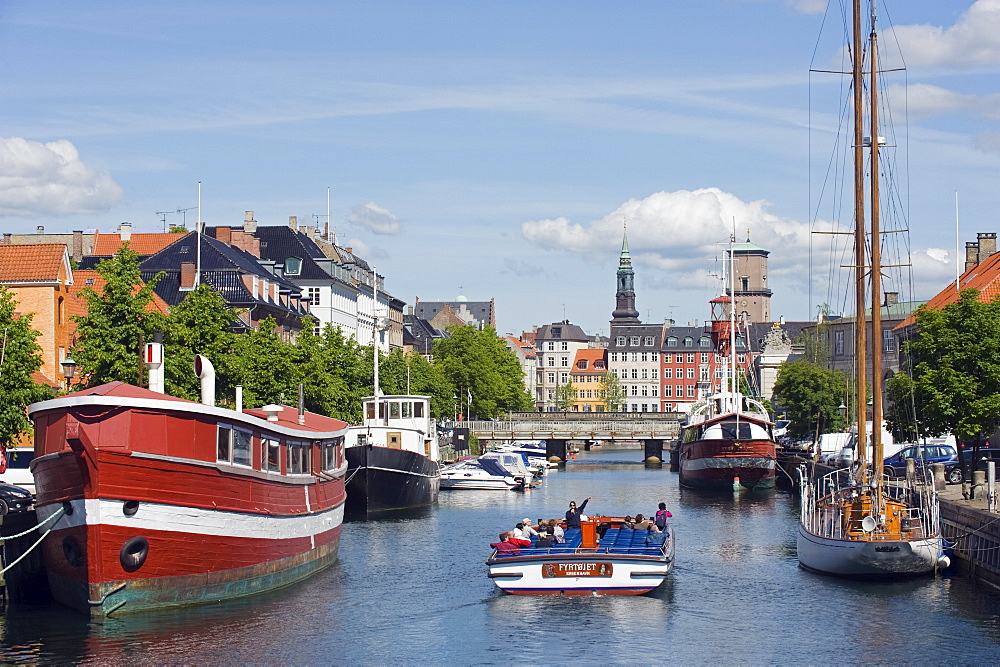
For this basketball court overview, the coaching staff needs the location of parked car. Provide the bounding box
[944,448,1000,484]
[883,444,958,479]
[773,419,790,440]
[0,481,33,516]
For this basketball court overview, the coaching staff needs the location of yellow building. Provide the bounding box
[569,348,608,413]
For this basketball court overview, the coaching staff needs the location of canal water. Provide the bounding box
[3,446,1000,663]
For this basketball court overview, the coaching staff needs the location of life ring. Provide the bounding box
[0,449,6,474]
[120,537,149,572]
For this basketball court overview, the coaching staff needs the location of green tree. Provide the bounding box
[293,320,369,421]
[433,325,532,418]
[162,284,239,401]
[600,371,626,412]
[887,289,1000,441]
[71,245,164,388]
[0,287,49,445]
[556,381,577,412]
[227,316,300,408]
[772,359,848,439]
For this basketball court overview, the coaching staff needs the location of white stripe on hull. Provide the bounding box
[797,524,940,577]
[681,457,775,472]
[441,480,516,490]
[37,498,344,541]
[489,558,672,594]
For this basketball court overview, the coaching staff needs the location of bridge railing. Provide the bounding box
[464,420,679,440]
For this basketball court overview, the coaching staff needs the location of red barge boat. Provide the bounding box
[27,353,348,615]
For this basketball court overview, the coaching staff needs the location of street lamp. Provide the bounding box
[61,356,77,391]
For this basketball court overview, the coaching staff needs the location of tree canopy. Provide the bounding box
[433,325,532,418]
[71,245,164,388]
[772,359,848,439]
[600,371,625,412]
[886,289,1000,441]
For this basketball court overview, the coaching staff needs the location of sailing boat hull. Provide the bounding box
[797,524,941,577]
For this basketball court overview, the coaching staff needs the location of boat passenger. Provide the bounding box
[521,518,539,538]
[622,516,635,529]
[550,520,565,543]
[490,532,521,556]
[509,524,532,547]
[654,503,673,533]
[535,526,556,548]
[634,513,653,530]
[564,497,591,529]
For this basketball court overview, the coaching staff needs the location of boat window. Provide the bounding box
[379,402,386,419]
[263,437,281,472]
[233,429,252,466]
[402,402,412,418]
[389,402,401,419]
[321,438,339,471]
[388,432,402,449]
[366,402,376,419]
[719,421,754,440]
[286,440,311,474]
[414,402,424,418]
[217,426,232,462]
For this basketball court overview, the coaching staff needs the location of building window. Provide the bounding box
[687,368,695,379]
[667,336,677,347]
[675,353,684,363]
[616,336,626,346]
[594,360,606,369]
[834,330,844,355]
[641,386,648,397]
[738,353,746,364]
[610,352,618,363]
[561,357,568,366]
[641,352,649,362]
[631,386,638,396]
[699,337,711,348]
[645,336,654,346]
[684,337,694,347]
[883,329,896,353]
[548,357,555,366]
[548,342,555,351]
[652,386,658,397]
[687,353,695,363]
[560,372,569,383]
[664,385,672,397]
[307,287,320,305]
[284,257,302,275]
[664,368,672,379]
[687,386,696,397]
[577,360,588,369]
[701,353,709,363]
[631,368,639,379]
[651,352,658,362]
[641,368,648,379]
[676,385,684,396]
[630,336,640,346]
[547,372,555,384]
[700,367,709,381]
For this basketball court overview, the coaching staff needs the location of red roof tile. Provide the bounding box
[69,270,170,316]
[92,233,183,256]
[897,252,1000,329]
[0,244,68,282]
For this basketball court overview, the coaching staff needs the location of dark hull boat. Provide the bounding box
[345,442,440,517]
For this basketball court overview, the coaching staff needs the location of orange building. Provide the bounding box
[570,348,608,412]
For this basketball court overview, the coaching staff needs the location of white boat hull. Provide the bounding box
[440,477,518,490]
[797,524,941,577]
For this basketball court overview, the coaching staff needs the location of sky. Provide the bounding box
[2,1,999,337]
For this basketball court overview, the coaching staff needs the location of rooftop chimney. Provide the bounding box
[118,221,132,241]
[966,241,980,272]
[288,216,298,232]
[180,262,196,289]
[2,233,11,245]
[36,226,44,234]
[216,226,232,245]
[244,211,257,234]
[72,230,83,261]
[978,232,997,261]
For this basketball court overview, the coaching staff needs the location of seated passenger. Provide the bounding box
[509,524,532,547]
[490,532,521,555]
[535,526,556,548]
[634,513,652,530]
[550,520,566,543]
[622,515,635,529]
[521,518,539,538]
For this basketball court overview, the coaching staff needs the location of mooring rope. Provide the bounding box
[0,505,67,576]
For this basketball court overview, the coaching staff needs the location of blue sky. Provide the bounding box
[2,1,998,336]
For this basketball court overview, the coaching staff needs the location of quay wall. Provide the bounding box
[940,500,1000,590]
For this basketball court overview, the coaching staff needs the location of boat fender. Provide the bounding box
[62,536,83,567]
[937,554,951,569]
[120,537,149,572]
[122,500,140,516]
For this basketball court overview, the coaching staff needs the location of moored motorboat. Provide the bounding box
[440,457,525,490]
[486,515,674,595]
[27,351,347,615]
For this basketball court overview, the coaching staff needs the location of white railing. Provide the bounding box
[465,420,680,440]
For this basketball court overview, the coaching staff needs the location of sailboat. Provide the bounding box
[678,236,777,492]
[797,0,946,577]
[343,270,441,517]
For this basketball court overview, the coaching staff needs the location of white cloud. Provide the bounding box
[787,0,826,15]
[886,83,1000,120]
[890,0,1000,68]
[342,237,388,261]
[0,137,123,217]
[347,201,402,236]
[974,130,1000,153]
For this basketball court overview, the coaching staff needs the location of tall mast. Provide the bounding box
[868,1,886,508]
[852,0,868,476]
[372,266,380,400]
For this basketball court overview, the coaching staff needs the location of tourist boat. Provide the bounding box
[796,0,945,577]
[343,275,440,517]
[343,393,441,517]
[486,515,674,595]
[27,349,348,615]
[678,250,776,491]
[439,457,527,490]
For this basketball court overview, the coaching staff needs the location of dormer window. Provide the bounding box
[284,257,302,276]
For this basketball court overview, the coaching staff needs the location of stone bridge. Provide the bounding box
[463,412,682,461]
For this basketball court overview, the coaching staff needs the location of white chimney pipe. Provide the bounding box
[194,355,215,407]
[235,385,243,412]
[144,342,165,394]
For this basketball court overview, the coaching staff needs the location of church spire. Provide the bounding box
[611,217,640,324]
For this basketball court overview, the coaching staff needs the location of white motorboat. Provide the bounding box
[440,458,525,490]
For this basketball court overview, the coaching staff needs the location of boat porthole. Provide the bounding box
[62,536,83,567]
[120,537,149,572]
[122,500,140,516]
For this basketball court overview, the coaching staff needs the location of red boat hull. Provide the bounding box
[29,382,348,615]
[678,438,776,491]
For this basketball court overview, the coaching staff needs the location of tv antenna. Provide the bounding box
[176,207,196,230]
[156,210,175,232]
